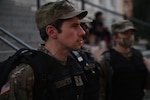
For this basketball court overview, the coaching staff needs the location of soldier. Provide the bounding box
[0,0,88,100]
[99,19,150,100]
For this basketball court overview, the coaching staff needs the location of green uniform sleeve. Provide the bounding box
[8,64,34,100]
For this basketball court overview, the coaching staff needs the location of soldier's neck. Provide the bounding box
[113,45,131,55]
[44,44,69,63]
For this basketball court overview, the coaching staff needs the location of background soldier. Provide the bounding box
[99,20,150,100]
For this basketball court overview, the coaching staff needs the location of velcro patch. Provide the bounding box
[55,78,72,88]
[74,76,84,86]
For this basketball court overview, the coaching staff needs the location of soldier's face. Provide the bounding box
[115,30,135,48]
[57,17,86,50]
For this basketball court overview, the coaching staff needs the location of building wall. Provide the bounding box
[77,0,133,30]
[71,0,129,30]
[0,0,38,60]
[0,0,42,49]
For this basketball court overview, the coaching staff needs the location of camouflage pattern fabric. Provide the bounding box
[35,0,87,30]
[111,20,136,34]
[0,44,50,100]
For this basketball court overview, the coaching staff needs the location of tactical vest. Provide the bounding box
[108,48,148,100]
[72,49,101,100]
[16,50,87,100]
[30,50,86,100]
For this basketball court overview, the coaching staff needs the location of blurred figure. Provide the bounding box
[81,17,96,51]
[99,19,150,100]
[90,11,111,47]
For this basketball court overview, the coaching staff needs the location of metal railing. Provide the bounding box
[0,27,34,51]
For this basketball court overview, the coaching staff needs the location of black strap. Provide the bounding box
[21,50,58,100]
[0,48,57,100]
[0,48,35,90]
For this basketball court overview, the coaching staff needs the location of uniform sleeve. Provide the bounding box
[97,54,113,100]
[8,64,34,100]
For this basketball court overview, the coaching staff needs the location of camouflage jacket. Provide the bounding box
[0,45,50,100]
[0,45,87,100]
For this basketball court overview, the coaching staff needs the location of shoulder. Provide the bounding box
[9,63,34,80]
[97,49,111,63]
[132,48,142,54]
[2,64,35,99]
[131,48,143,58]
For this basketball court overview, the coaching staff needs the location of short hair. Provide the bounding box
[39,19,66,41]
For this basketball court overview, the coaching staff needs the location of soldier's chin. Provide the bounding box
[121,45,132,49]
[72,46,82,51]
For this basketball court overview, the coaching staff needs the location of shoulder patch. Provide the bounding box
[0,82,10,95]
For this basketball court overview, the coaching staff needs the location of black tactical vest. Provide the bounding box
[109,48,148,100]
[72,49,101,100]
[21,50,87,100]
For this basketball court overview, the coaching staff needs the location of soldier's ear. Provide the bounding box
[46,25,57,39]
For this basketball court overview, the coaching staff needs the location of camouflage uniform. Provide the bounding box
[0,45,48,100]
[0,44,88,100]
